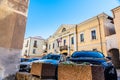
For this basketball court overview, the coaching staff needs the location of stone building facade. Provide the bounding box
[22,36,46,58]
[111,6,120,68]
[47,6,120,68]
[77,13,115,56]
[47,24,77,56]
[112,6,120,51]
[47,13,115,56]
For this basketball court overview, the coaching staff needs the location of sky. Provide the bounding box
[25,0,120,39]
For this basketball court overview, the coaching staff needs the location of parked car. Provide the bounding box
[19,58,41,72]
[20,58,29,62]
[69,51,117,80]
[33,53,66,65]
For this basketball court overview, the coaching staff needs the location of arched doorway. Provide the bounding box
[108,48,120,68]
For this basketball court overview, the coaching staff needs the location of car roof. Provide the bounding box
[72,50,105,57]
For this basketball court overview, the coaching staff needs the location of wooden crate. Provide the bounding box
[58,65,104,80]
[16,72,32,80]
[16,72,56,80]
[30,63,57,79]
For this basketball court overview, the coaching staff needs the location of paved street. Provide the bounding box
[117,69,120,80]
[118,77,120,80]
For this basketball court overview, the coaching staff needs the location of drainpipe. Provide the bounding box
[28,37,31,57]
[75,25,78,51]
[68,35,70,56]
[97,16,103,53]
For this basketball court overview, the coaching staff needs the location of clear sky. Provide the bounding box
[25,0,120,39]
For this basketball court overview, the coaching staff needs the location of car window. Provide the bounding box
[42,54,60,60]
[41,55,48,59]
[27,58,39,62]
[71,51,104,58]
[20,58,29,62]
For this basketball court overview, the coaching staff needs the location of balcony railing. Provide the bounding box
[60,45,68,51]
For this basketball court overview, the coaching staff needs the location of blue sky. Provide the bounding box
[25,0,119,39]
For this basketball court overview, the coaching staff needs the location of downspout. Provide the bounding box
[97,16,103,53]
[68,35,70,56]
[28,37,31,57]
[75,25,78,51]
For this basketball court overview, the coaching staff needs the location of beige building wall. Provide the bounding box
[77,13,114,56]
[112,6,120,51]
[47,24,77,55]
[47,13,115,56]
[106,34,118,51]
[22,36,46,58]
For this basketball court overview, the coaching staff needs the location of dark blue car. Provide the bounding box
[33,53,66,65]
[69,51,117,80]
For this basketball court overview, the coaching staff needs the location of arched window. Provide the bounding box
[62,28,66,32]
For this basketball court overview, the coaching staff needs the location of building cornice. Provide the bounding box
[111,6,120,12]
[77,13,110,26]
[111,6,120,18]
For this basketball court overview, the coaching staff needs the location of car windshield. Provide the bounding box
[27,58,39,62]
[71,51,104,58]
[20,58,29,62]
[42,54,60,60]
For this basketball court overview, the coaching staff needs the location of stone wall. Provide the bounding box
[0,0,29,49]
[0,47,21,79]
[0,0,29,79]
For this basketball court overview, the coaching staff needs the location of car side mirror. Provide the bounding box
[106,56,112,60]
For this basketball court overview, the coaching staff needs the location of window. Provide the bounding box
[64,39,66,46]
[53,43,54,49]
[71,37,74,44]
[25,50,27,53]
[33,40,37,47]
[80,33,84,42]
[62,28,66,32]
[49,44,51,49]
[91,29,96,40]
[58,42,59,47]
[93,48,97,51]
[33,49,36,54]
[25,40,29,47]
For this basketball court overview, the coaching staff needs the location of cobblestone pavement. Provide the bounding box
[118,77,120,80]
[117,69,120,80]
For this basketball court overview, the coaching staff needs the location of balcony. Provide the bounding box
[60,45,68,51]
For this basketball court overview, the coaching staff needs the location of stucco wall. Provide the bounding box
[112,6,120,51]
[77,13,108,56]
[0,0,29,79]
[0,0,28,49]
[106,34,118,51]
